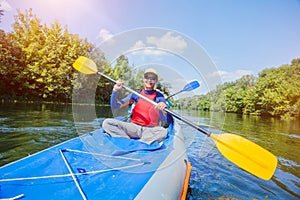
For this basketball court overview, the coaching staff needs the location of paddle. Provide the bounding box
[119,81,199,108]
[166,80,200,100]
[72,56,278,180]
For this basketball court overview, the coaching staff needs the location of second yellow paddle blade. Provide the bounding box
[210,133,277,180]
[73,56,98,74]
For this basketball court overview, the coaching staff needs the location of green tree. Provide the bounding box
[197,95,211,111]
[174,58,300,118]
[255,64,296,117]
[8,9,94,101]
[0,30,22,99]
[225,75,256,114]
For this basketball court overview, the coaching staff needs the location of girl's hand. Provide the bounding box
[113,80,124,92]
[156,102,167,114]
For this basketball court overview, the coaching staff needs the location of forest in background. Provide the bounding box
[0,9,169,104]
[1,10,299,118]
[176,59,300,119]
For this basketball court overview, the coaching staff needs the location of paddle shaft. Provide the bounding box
[166,80,200,100]
[97,71,211,137]
[166,90,183,100]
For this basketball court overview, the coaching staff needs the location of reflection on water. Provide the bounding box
[183,110,300,200]
[0,103,299,199]
[0,102,111,165]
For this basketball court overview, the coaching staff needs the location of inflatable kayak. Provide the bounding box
[0,122,191,200]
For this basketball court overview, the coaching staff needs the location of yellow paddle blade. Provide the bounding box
[210,133,277,180]
[73,56,98,74]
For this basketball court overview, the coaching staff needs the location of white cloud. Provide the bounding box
[96,29,114,42]
[95,30,188,56]
[129,40,163,55]
[146,32,187,53]
[129,31,188,56]
[209,69,253,83]
[132,40,146,48]
[0,0,12,11]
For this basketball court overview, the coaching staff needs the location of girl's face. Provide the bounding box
[143,73,157,90]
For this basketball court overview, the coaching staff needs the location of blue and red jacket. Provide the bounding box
[110,89,173,126]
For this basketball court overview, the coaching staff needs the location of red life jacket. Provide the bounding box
[130,89,160,126]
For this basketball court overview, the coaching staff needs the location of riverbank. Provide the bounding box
[0,99,110,107]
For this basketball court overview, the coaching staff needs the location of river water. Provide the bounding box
[0,102,299,199]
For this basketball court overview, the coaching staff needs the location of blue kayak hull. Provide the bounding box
[0,123,189,200]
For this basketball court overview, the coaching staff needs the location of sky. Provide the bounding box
[1,0,300,95]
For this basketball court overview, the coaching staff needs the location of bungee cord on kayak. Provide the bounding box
[0,149,147,183]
